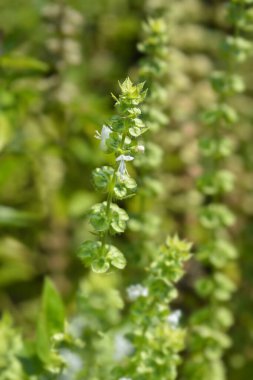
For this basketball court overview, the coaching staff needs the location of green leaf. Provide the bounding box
[197,170,234,195]
[89,202,129,234]
[129,126,142,137]
[199,137,233,158]
[92,166,114,192]
[91,259,110,273]
[195,277,214,298]
[0,55,48,72]
[211,71,245,95]
[197,240,238,268]
[202,104,238,126]
[77,240,101,267]
[222,36,253,63]
[0,206,39,227]
[110,203,129,233]
[106,131,123,153]
[89,203,110,232]
[213,273,236,301]
[199,204,235,229]
[36,278,65,364]
[77,240,126,272]
[114,175,137,199]
[107,245,126,269]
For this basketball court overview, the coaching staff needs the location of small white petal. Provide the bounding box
[123,155,134,161]
[96,125,111,150]
[101,125,111,138]
[116,154,134,162]
[127,284,149,301]
[116,155,134,178]
[137,145,145,153]
[118,160,126,177]
[114,334,134,361]
[168,310,182,329]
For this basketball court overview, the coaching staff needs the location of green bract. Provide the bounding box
[202,104,238,126]
[199,137,234,158]
[195,273,236,301]
[197,240,238,268]
[222,36,253,62]
[199,204,235,229]
[114,175,137,199]
[211,72,245,96]
[89,202,129,234]
[197,170,235,195]
[77,240,126,273]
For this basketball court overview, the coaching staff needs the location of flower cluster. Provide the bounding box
[183,1,253,379]
[77,78,147,273]
[113,236,192,380]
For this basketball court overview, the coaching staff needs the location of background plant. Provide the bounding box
[113,236,192,380]
[182,1,253,379]
[126,13,170,269]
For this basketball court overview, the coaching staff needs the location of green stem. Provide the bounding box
[101,129,128,252]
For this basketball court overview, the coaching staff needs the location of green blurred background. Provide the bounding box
[0,0,253,379]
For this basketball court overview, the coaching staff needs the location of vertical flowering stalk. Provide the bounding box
[42,3,83,104]
[138,16,170,133]
[77,78,147,273]
[113,236,192,380]
[183,1,253,379]
[128,15,170,258]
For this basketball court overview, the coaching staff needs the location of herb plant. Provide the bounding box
[1,2,253,380]
[183,1,253,379]
[114,236,192,380]
[77,78,147,273]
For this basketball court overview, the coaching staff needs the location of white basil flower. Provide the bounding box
[119,378,132,380]
[127,284,148,301]
[137,144,145,153]
[95,125,112,150]
[116,155,134,178]
[59,349,83,380]
[114,333,134,361]
[167,310,182,329]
